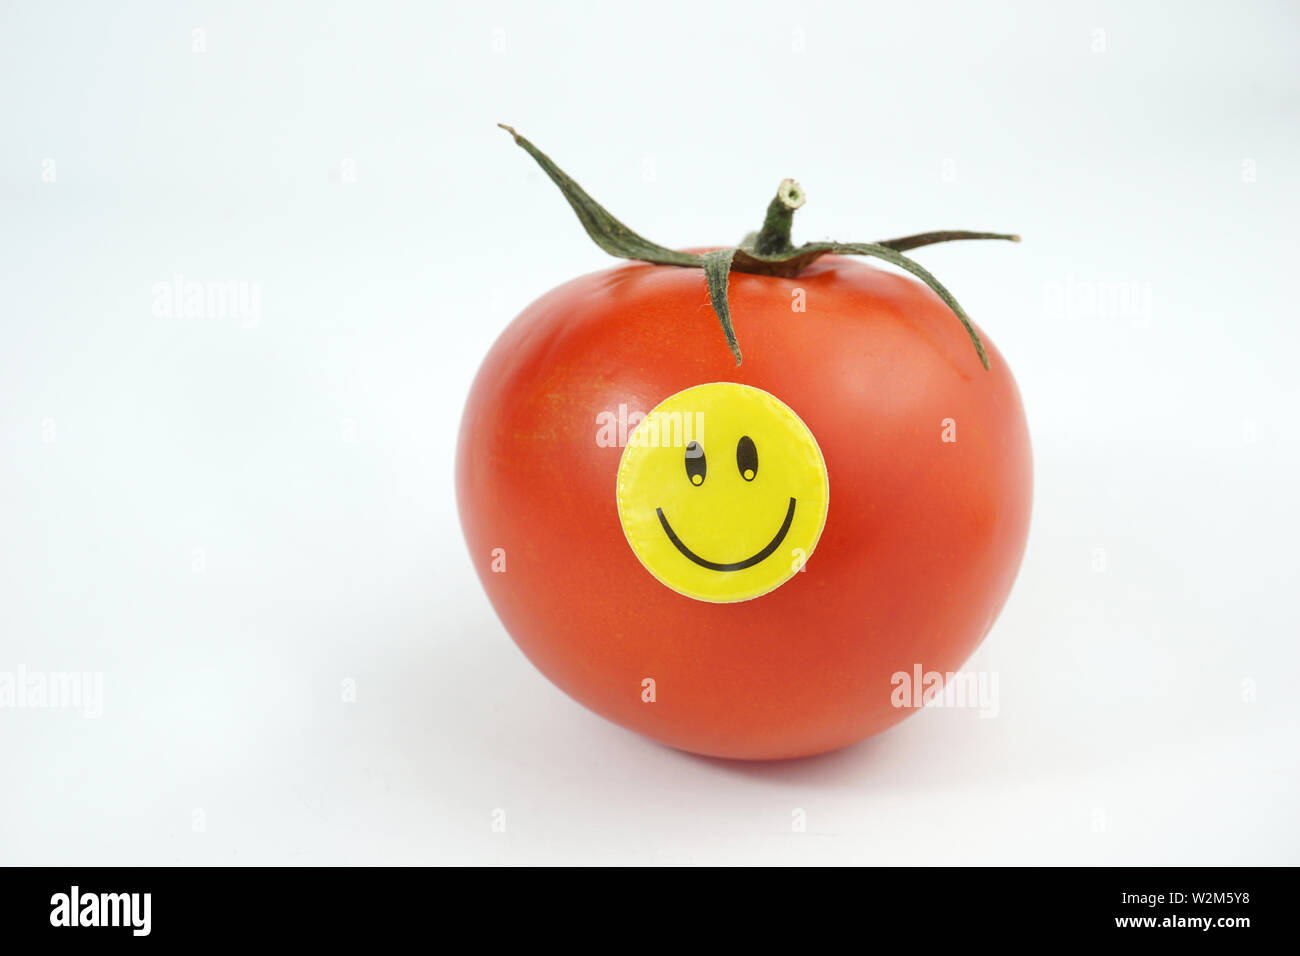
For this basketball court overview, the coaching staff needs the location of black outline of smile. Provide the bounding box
[655,497,797,572]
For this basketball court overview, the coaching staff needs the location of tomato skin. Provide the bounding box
[456,255,1032,760]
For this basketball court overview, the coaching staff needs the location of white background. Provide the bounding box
[2,0,1296,865]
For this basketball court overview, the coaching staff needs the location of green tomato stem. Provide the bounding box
[751,179,805,256]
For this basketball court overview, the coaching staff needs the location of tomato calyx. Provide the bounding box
[498,124,1019,369]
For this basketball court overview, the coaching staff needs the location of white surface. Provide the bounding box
[1,0,1297,865]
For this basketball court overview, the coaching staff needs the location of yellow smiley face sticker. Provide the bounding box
[616,383,830,603]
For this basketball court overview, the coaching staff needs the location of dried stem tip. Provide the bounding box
[777,178,805,209]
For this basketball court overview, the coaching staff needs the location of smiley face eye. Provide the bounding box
[685,441,706,486]
[737,435,758,481]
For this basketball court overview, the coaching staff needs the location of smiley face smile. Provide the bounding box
[616,383,829,603]
[655,497,797,572]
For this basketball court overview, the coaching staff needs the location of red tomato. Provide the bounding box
[456,254,1031,760]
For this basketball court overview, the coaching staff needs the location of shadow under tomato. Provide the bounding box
[667,731,902,786]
